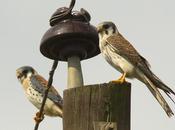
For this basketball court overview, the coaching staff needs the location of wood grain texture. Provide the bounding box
[63,82,131,130]
[93,121,117,130]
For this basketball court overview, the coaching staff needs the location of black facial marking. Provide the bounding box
[17,66,35,79]
[23,70,28,75]
[103,24,110,29]
[21,66,34,75]
[110,22,116,33]
[112,26,116,33]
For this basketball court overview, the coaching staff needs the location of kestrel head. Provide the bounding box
[97,21,118,39]
[16,66,37,83]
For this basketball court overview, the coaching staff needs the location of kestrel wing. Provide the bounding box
[30,75,63,108]
[139,55,151,69]
[106,33,150,69]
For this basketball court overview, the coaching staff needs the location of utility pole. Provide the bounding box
[63,82,131,130]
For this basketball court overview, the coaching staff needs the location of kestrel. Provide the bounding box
[16,66,63,122]
[97,21,175,117]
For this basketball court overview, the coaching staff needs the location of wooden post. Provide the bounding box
[63,82,131,130]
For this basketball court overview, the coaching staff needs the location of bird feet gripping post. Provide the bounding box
[111,73,126,84]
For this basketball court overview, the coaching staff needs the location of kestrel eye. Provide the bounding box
[17,75,22,79]
[103,24,110,29]
[23,70,28,74]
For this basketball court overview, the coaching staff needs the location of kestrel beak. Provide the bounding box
[16,69,22,79]
[96,25,103,33]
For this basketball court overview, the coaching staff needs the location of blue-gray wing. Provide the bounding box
[30,75,63,109]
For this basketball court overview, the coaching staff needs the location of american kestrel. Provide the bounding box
[16,66,63,122]
[97,21,175,117]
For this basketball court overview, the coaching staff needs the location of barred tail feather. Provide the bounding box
[151,73,175,96]
[165,92,175,105]
[143,75,174,117]
[150,73,175,105]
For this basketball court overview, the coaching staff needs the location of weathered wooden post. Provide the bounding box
[39,1,131,130]
[64,82,131,130]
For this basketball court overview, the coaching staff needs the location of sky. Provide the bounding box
[1,0,175,130]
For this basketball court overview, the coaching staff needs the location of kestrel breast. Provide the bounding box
[26,86,43,109]
[102,43,135,78]
[25,82,62,116]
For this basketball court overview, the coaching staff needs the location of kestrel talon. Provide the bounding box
[16,66,63,121]
[97,21,175,117]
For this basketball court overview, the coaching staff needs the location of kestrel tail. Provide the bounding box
[97,21,175,117]
[16,66,63,122]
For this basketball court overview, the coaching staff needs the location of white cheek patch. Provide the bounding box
[27,72,33,78]
[108,27,115,35]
